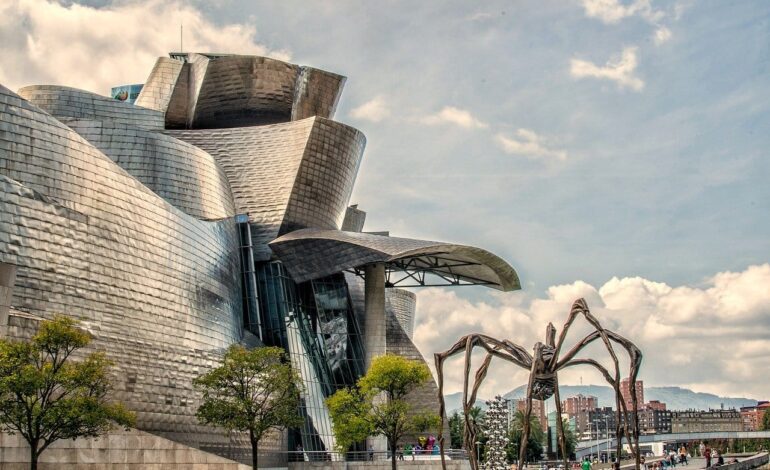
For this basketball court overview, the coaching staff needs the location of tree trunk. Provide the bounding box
[29,443,37,470]
[250,429,259,470]
[390,438,397,470]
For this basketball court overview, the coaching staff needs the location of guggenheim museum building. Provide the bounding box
[0,53,520,465]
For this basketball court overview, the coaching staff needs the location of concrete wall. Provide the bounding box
[0,428,252,470]
[289,460,471,470]
[720,452,769,470]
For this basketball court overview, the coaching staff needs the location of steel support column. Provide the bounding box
[364,262,386,369]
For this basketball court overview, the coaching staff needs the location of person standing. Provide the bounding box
[699,443,705,458]
[704,447,712,468]
[582,457,592,470]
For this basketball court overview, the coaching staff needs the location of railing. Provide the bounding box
[281,449,469,462]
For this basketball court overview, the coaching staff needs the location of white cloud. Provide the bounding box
[580,0,664,24]
[495,129,567,161]
[414,264,770,400]
[350,96,390,122]
[570,46,645,91]
[0,0,290,95]
[420,106,488,129]
[654,26,672,45]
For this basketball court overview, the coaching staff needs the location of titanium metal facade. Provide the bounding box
[0,52,520,465]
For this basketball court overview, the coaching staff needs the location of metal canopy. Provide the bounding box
[346,254,498,288]
[268,228,521,291]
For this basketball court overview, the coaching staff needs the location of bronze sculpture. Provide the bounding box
[434,298,643,470]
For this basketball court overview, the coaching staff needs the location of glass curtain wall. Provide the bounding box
[254,261,365,457]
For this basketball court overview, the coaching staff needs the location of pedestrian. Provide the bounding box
[699,443,705,458]
[582,457,592,470]
[704,447,712,468]
[397,445,404,460]
[368,444,374,461]
[716,451,724,467]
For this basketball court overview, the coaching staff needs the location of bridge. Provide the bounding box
[576,431,770,459]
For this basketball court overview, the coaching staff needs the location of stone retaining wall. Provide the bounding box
[0,428,251,470]
[719,452,769,470]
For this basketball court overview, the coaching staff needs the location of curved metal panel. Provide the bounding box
[0,84,254,458]
[269,228,521,291]
[18,85,164,130]
[193,56,299,128]
[64,118,236,220]
[168,117,365,260]
[138,54,345,128]
[134,57,184,114]
[386,288,416,339]
[292,66,345,121]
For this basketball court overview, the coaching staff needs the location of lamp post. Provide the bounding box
[605,415,610,463]
[476,441,482,466]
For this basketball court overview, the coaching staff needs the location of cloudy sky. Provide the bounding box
[2,0,769,401]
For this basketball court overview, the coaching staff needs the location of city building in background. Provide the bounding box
[646,400,667,411]
[587,407,617,440]
[563,394,598,439]
[638,408,672,435]
[621,377,645,411]
[0,52,520,465]
[515,398,548,433]
[110,83,143,104]
[671,410,743,433]
[740,402,770,431]
[547,411,576,458]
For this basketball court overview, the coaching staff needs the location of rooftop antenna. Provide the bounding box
[180,23,183,52]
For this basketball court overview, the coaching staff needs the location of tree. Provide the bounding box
[761,410,770,431]
[194,345,303,470]
[0,316,135,470]
[449,411,464,449]
[507,410,544,463]
[327,354,440,470]
[559,419,577,460]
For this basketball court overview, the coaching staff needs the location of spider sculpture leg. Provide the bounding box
[553,373,569,469]
[554,300,644,470]
[435,334,533,470]
[519,357,538,470]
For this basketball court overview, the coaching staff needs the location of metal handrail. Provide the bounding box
[276,448,469,462]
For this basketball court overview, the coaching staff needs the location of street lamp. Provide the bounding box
[605,416,610,463]
[476,441,482,465]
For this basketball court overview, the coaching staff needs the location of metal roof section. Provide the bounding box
[269,228,521,291]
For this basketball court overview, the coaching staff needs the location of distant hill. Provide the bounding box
[444,385,757,413]
[503,385,757,411]
[443,392,488,414]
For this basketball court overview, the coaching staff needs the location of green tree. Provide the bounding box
[449,411,464,449]
[0,316,135,470]
[559,419,577,460]
[194,345,303,470]
[761,410,770,431]
[506,410,545,463]
[327,354,440,470]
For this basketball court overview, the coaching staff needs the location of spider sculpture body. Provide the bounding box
[434,298,643,470]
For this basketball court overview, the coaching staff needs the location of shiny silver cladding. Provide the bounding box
[0,84,254,456]
[168,117,365,260]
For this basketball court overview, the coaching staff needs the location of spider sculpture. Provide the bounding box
[434,298,643,470]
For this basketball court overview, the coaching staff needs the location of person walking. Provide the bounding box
[704,447,712,468]
[581,457,592,470]
[699,443,705,458]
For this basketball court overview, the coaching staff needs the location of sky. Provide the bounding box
[1,0,769,401]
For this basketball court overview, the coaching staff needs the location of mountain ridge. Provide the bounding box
[443,385,757,414]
